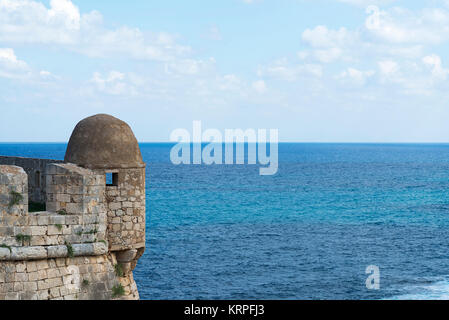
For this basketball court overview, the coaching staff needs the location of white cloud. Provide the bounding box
[300,6,449,66]
[77,27,191,61]
[300,26,357,63]
[0,47,60,82]
[422,54,449,80]
[90,71,141,95]
[0,0,191,61]
[337,67,375,86]
[39,70,59,81]
[252,80,267,93]
[378,60,399,76]
[313,47,344,63]
[164,58,216,76]
[296,4,449,95]
[0,47,30,79]
[366,7,449,44]
[300,22,426,65]
[0,0,81,44]
[48,0,80,30]
[218,74,243,91]
[0,48,28,69]
[258,58,322,81]
[302,26,353,48]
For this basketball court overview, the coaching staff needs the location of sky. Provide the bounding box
[1,0,449,142]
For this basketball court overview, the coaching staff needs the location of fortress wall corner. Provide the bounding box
[101,167,146,252]
[0,163,141,300]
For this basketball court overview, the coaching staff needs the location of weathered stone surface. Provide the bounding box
[0,165,28,217]
[0,248,10,259]
[102,167,146,251]
[47,246,68,258]
[64,114,145,169]
[0,158,63,203]
[0,253,137,300]
[0,114,146,300]
[92,242,108,255]
[116,249,137,262]
[10,247,47,260]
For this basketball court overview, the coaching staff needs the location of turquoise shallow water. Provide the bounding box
[2,143,449,299]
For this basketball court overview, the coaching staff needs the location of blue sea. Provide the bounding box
[2,143,449,300]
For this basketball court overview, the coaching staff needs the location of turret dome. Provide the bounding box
[64,114,144,169]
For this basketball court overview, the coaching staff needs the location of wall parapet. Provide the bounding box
[0,156,63,204]
[1,164,108,259]
[0,163,141,300]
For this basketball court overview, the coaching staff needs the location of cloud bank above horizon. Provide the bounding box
[1,0,449,142]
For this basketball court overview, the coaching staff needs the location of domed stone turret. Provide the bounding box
[64,114,144,169]
[65,113,146,254]
[0,114,146,300]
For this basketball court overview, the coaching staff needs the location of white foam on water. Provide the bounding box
[387,279,449,300]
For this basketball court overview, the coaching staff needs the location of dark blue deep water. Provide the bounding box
[2,143,449,300]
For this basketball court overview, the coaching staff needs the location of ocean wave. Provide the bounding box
[387,278,449,300]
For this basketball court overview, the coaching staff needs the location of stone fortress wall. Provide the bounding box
[0,114,146,300]
[102,167,146,252]
[0,156,63,204]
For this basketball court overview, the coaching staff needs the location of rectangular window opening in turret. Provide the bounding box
[106,172,118,187]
